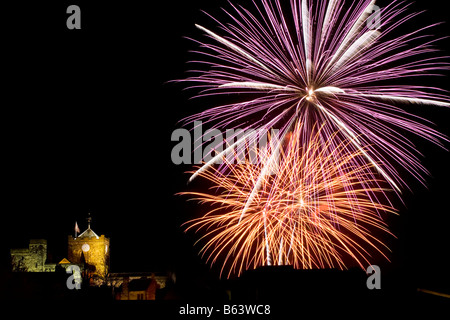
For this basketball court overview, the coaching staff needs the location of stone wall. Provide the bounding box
[10,239,53,272]
[67,235,110,280]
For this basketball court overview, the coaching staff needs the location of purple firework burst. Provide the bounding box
[181,0,449,195]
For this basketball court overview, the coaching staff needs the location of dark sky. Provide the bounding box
[1,0,449,290]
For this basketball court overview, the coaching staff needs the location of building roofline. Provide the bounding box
[77,227,100,239]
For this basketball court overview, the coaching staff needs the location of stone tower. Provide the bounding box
[67,214,110,282]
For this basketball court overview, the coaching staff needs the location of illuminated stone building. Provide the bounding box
[67,214,110,283]
[108,272,168,300]
[10,239,56,272]
[9,214,167,297]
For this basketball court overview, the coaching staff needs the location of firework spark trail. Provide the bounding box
[181,122,396,278]
[181,0,450,193]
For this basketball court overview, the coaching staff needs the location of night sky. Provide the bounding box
[2,0,449,295]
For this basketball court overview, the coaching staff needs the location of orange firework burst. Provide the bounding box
[182,121,397,278]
